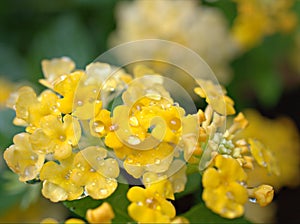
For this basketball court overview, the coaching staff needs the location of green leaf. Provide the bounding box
[183,203,252,224]
[64,183,134,223]
[175,172,201,200]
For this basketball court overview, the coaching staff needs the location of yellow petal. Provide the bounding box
[202,168,221,189]
[86,202,115,224]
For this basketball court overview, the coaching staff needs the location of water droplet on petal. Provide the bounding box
[127,135,141,145]
[169,117,181,130]
[100,188,108,195]
[249,198,257,203]
[129,116,139,127]
[109,124,118,131]
[77,100,83,106]
[93,122,105,133]
[154,158,161,165]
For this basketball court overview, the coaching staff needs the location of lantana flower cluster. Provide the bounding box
[4,57,276,222]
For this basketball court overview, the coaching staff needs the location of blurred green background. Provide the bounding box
[0,0,299,223]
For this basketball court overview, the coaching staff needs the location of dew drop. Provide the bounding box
[146,198,153,204]
[109,124,118,131]
[154,158,161,165]
[127,158,133,164]
[90,168,96,172]
[59,135,66,141]
[169,117,181,130]
[100,188,108,195]
[77,100,83,106]
[127,135,141,145]
[93,122,105,133]
[129,116,139,127]
[137,201,143,206]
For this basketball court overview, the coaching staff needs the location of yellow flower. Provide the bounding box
[110,0,238,83]
[89,105,112,138]
[4,133,45,182]
[248,184,274,207]
[86,202,115,224]
[30,114,81,160]
[39,57,75,89]
[248,138,279,176]
[194,79,235,116]
[237,109,300,189]
[127,180,176,223]
[231,0,297,50]
[40,218,59,224]
[202,155,248,219]
[71,146,119,199]
[12,86,60,133]
[53,71,85,114]
[41,218,85,224]
[65,219,85,224]
[105,95,185,178]
[143,160,187,194]
[0,77,16,107]
[40,154,83,202]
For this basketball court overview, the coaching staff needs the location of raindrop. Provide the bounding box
[127,135,141,145]
[169,117,181,130]
[93,122,105,133]
[129,116,139,127]
[137,201,143,206]
[154,158,161,165]
[77,100,83,106]
[100,188,108,195]
[109,124,118,131]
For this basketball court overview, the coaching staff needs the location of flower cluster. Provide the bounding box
[109,0,238,84]
[4,57,276,222]
[231,0,298,50]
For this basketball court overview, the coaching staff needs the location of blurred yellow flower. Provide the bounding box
[30,114,81,160]
[0,77,16,107]
[110,0,238,83]
[202,155,248,219]
[127,179,176,223]
[232,0,297,50]
[194,79,235,115]
[237,109,300,189]
[4,132,45,182]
